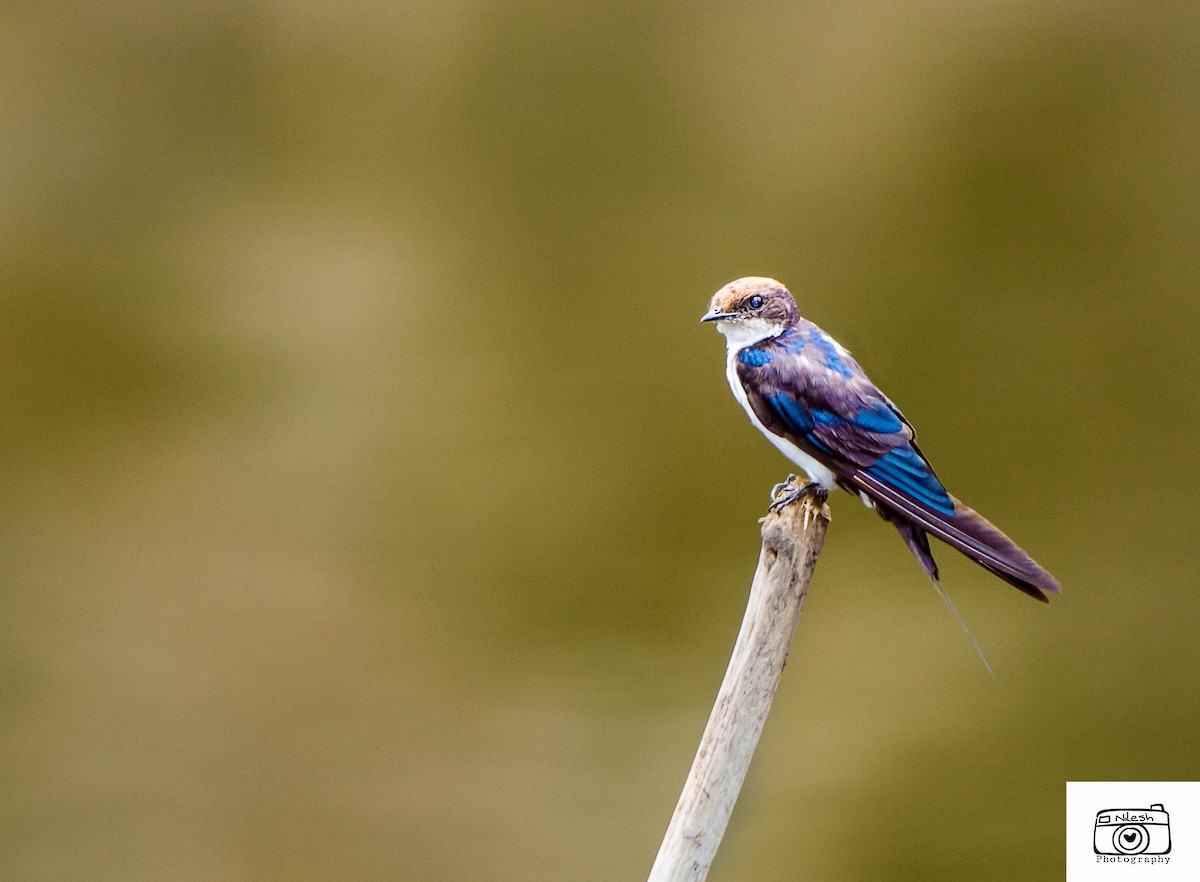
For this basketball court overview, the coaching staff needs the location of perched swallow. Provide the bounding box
[703,277,1060,667]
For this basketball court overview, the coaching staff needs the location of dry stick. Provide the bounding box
[647,493,830,882]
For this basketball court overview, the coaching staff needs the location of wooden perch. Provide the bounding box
[647,490,830,882]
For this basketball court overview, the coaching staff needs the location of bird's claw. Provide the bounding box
[768,478,828,513]
[769,474,799,501]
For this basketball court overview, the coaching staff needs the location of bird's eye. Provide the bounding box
[748,295,763,309]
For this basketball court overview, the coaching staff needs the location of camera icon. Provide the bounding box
[1094,804,1171,855]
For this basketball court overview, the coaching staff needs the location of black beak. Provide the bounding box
[700,309,737,323]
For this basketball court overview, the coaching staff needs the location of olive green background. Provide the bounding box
[3,3,1198,880]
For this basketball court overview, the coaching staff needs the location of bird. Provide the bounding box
[702,277,1060,670]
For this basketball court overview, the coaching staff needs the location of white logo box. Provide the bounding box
[1067,781,1200,881]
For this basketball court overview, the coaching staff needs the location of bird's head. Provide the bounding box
[701,277,798,347]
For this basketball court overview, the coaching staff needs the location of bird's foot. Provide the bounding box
[769,475,798,501]
[768,477,827,513]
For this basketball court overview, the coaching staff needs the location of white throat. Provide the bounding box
[715,317,784,350]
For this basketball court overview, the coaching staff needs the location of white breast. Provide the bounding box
[719,320,838,491]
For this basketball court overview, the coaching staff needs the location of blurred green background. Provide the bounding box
[2,2,1198,880]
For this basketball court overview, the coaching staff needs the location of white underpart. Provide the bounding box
[717,318,838,491]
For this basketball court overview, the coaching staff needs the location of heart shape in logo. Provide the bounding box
[1123,832,1137,843]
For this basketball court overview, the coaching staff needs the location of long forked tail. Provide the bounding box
[869,490,1062,602]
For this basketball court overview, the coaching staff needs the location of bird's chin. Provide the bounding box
[716,317,784,348]
[714,319,747,342]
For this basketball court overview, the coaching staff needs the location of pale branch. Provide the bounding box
[647,491,830,882]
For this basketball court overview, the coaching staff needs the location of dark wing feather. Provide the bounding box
[848,470,1061,601]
